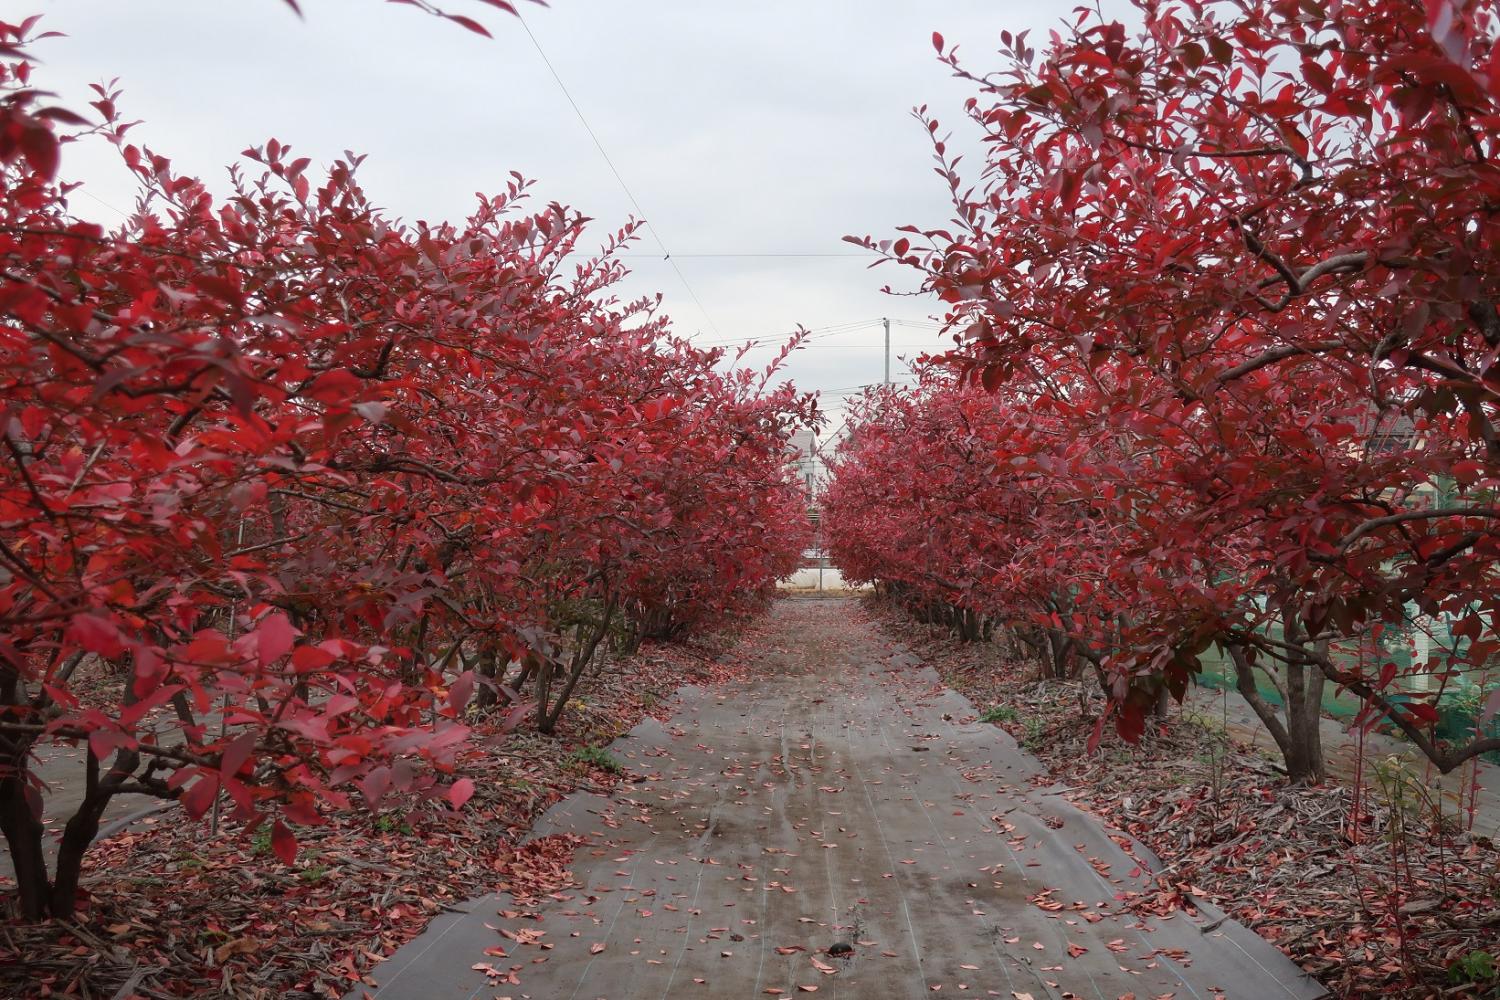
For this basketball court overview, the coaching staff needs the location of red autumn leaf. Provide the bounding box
[290,644,338,672]
[270,819,298,865]
[219,731,257,778]
[447,777,476,809]
[180,775,219,820]
[445,13,492,37]
[255,612,298,667]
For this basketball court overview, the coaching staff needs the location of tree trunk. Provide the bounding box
[646,607,677,640]
[1,653,49,917]
[405,613,430,687]
[1283,660,1326,784]
[618,601,645,656]
[49,749,119,919]
[509,656,535,698]
[1228,645,1324,784]
[1013,627,1048,674]
[539,596,617,734]
[534,655,553,731]
[1041,629,1074,680]
[473,646,493,709]
[0,765,48,920]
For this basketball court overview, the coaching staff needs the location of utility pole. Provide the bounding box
[816,511,824,592]
[882,317,891,385]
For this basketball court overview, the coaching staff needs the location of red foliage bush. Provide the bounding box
[831,0,1500,784]
[0,15,813,918]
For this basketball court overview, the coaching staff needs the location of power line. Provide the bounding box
[808,319,885,334]
[517,14,723,338]
[620,252,873,259]
[817,377,918,397]
[698,334,936,353]
[78,189,130,219]
[692,318,884,349]
[809,341,938,349]
[688,317,946,370]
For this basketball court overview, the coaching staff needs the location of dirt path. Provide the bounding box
[351,599,1324,1000]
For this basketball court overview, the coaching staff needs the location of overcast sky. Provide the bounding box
[31,0,1137,428]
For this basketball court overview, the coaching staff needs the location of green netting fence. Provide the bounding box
[1193,625,1499,765]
